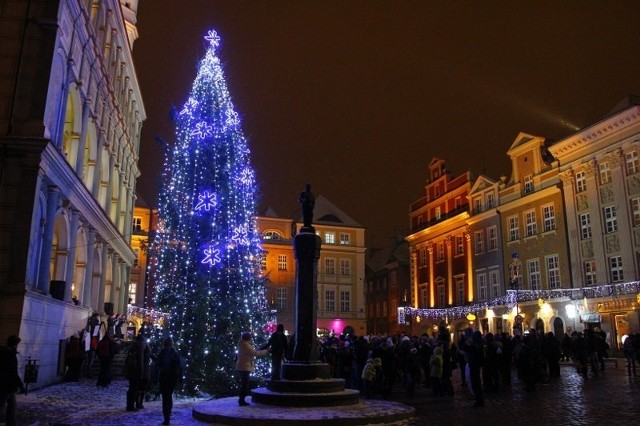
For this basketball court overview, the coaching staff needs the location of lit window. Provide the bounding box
[487,226,498,251]
[609,256,623,282]
[584,260,597,286]
[508,216,519,242]
[580,213,592,239]
[436,242,444,261]
[525,210,537,237]
[128,282,137,304]
[604,206,617,233]
[261,253,267,270]
[437,282,446,306]
[546,255,560,289]
[133,249,139,268]
[324,232,335,244]
[477,274,487,300]
[599,161,611,185]
[435,206,442,220]
[340,233,350,245]
[278,254,287,271]
[420,288,428,308]
[132,217,143,232]
[632,197,640,227]
[490,270,500,297]
[627,151,639,175]
[474,230,485,254]
[418,248,427,267]
[524,175,534,194]
[543,204,556,232]
[264,230,283,240]
[575,171,586,193]
[456,277,465,304]
[486,193,495,209]
[455,235,464,256]
[528,259,540,290]
[474,197,483,214]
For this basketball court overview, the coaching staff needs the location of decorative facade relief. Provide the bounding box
[605,234,620,253]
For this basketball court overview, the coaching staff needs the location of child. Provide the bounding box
[430,345,444,397]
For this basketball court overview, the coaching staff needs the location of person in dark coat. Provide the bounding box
[467,331,485,407]
[261,324,288,381]
[64,332,84,381]
[0,335,26,426]
[125,335,147,411]
[96,333,119,387]
[157,337,183,425]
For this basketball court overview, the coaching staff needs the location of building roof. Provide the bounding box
[308,195,363,228]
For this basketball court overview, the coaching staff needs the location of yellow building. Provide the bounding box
[256,196,367,338]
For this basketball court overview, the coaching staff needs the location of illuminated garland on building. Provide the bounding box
[398,281,640,324]
[150,29,269,396]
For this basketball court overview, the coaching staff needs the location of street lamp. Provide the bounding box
[509,253,523,334]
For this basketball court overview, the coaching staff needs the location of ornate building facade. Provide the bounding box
[0,0,144,387]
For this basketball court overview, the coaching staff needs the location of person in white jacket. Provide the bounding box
[235,332,269,406]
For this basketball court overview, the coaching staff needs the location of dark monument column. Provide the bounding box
[292,184,322,362]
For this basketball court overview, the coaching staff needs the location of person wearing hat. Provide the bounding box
[0,335,26,426]
[236,332,269,406]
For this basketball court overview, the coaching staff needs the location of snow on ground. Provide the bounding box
[14,377,209,426]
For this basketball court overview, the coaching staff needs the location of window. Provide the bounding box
[528,259,540,291]
[420,288,428,308]
[473,197,483,214]
[609,256,623,282]
[264,230,283,240]
[324,232,335,244]
[437,282,446,306]
[419,248,427,267]
[477,273,487,300]
[543,204,556,232]
[627,151,639,175]
[490,270,500,298]
[632,197,640,227]
[525,210,537,237]
[486,192,495,209]
[474,230,485,254]
[575,171,587,193]
[487,226,498,251]
[340,290,350,312]
[261,253,267,269]
[455,196,462,209]
[455,235,464,256]
[603,206,617,233]
[278,254,287,271]
[340,233,350,245]
[436,242,444,261]
[340,259,351,276]
[276,287,287,310]
[128,282,137,304]
[508,215,519,242]
[325,290,335,311]
[132,217,142,232]
[456,277,465,304]
[584,260,597,286]
[524,174,534,194]
[325,258,336,275]
[580,213,592,239]
[546,255,560,289]
[435,206,442,220]
[599,161,611,185]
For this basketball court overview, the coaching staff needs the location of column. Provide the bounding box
[81,228,96,307]
[97,242,108,313]
[105,154,115,220]
[608,150,634,276]
[446,236,453,305]
[465,231,473,302]
[427,243,434,307]
[116,171,125,231]
[119,263,130,315]
[63,209,80,302]
[583,161,608,279]
[110,253,120,313]
[37,186,59,293]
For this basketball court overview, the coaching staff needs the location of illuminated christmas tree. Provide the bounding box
[151,30,268,396]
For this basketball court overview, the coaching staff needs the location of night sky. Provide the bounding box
[132,1,640,248]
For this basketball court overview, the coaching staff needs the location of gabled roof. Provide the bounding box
[506,132,545,155]
[469,174,498,194]
[310,195,363,228]
[260,207,280,218]
[366,237,408,272]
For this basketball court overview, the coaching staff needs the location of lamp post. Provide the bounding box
[509,252,523,334]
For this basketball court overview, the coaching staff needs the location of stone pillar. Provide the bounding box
[82,228,96,307]
[97,243,108,313]
[75,99,92,177]
[292,229,322,362]
[36,186,59,294]
[63,209,80,302]
[120,264,131,315]
[110,253,120,313]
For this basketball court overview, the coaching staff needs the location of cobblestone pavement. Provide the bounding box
[9,360,639,425]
